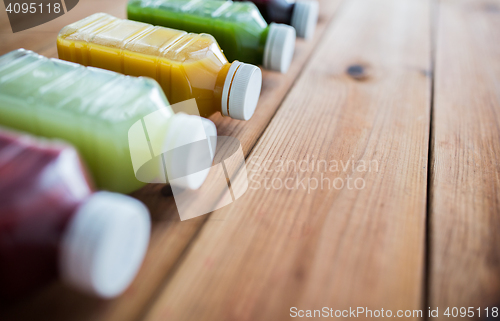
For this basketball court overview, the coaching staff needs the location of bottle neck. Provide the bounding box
[215,62,232,115]
[249,26,270,66]
[261,26,271,49]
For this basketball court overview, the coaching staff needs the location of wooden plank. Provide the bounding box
[429,0,500,314]
[0,1,342,320]
[143,0,432,320]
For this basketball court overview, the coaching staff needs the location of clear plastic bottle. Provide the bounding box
[57,13,263,120]
[127,0,296,72]
[233,0,319,39]
[0,129,151,300]
[0,49,217,194]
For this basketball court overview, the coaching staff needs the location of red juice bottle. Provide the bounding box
[235,0,319,39]
[0,129,151,300]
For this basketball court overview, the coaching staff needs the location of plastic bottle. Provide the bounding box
[57,13,262,120]
[126,0,296,73]
[0,129,151,299]
[0,49,217,194]
[233,0,319,39]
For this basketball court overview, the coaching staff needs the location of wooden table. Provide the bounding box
[1,0,500,320]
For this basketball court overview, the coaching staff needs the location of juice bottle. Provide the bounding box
[233,0,319,39]
[57,13,262,120]
[127,0,296,72]
[0,129,151,299]
[0,49,217,194]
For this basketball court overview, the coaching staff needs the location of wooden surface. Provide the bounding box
[1,0,500,320]
[0,0,342,320]
[429,0,500,315]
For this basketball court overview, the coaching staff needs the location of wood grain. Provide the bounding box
[143,0,432,320]
[429,0,500,315]
[0,0,342,320]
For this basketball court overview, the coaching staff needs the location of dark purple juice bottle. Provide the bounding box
[0,129,151,301]
[236,0,319,39]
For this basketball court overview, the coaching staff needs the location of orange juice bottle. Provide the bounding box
[57,13,262,121]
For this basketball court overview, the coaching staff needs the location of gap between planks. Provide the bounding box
[424,0,439,318]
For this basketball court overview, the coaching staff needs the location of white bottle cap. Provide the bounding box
[221,61,262,120]
[263,23,296,73]
[163,113,217,190]
[60,192,151,298]
[291,1,319,39]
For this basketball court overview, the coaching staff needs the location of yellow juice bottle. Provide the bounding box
[57,13,262,121]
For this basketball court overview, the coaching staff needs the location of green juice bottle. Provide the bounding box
[127,0,296,73]
[0,49,216,194]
